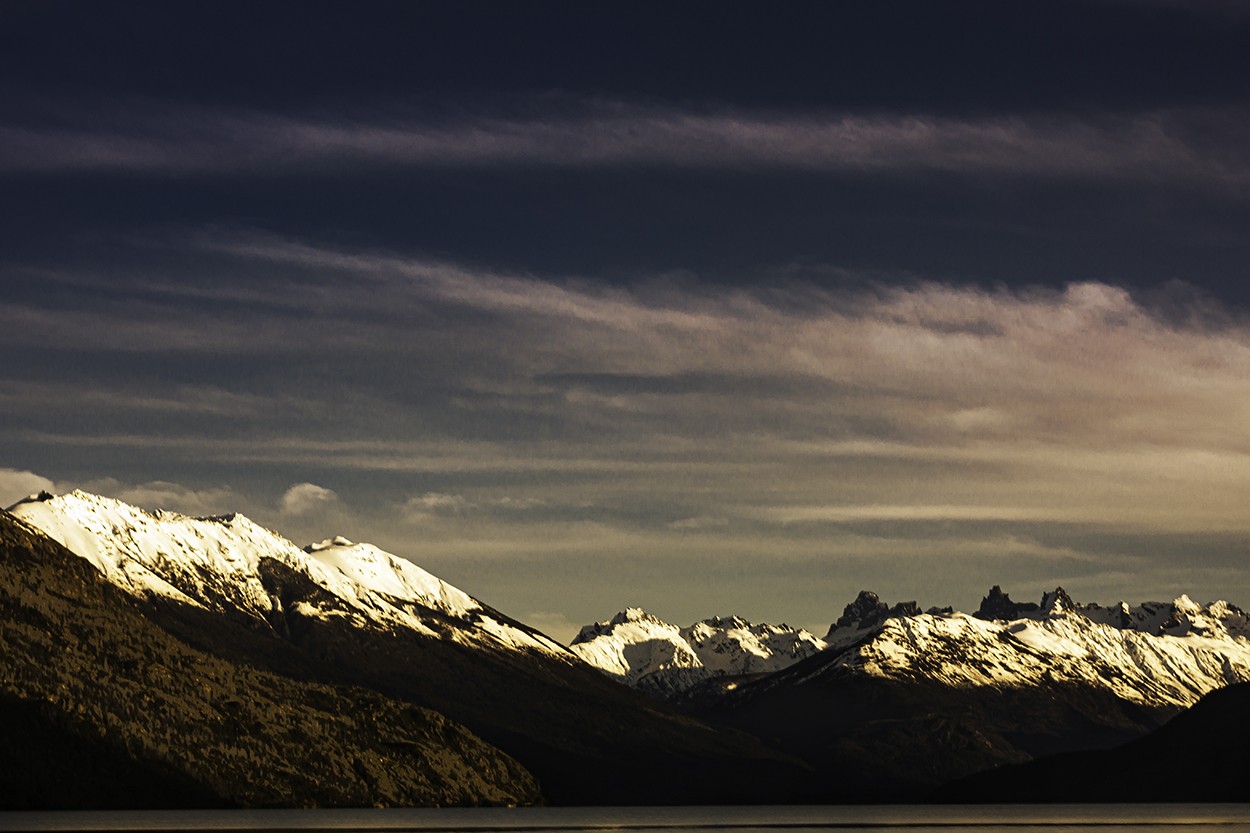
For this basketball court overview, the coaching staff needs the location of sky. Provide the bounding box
[2,1,1250,642]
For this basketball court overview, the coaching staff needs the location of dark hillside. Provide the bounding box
[685,645,1171,801]
[141,565,814,805]
[939,681,1250,803]
[0,510,540,808]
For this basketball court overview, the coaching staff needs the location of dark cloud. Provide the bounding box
[3,1,1247,111]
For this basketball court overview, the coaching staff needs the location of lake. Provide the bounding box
[0,805,1248,833]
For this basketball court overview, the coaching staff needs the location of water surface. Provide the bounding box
[2,805,1247,833]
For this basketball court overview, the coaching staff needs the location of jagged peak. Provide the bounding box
[610,607,667,627]
[829,590,920,634]
[1207,599,1246,617]
[698,614,752,630]
[836,590,886,627]
[1040,586,1078,615]
[1172,594,1200,614]
[975,585,1039,621]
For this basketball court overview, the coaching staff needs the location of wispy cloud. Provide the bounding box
[9,234,1250,614]
[3,99,1248,189]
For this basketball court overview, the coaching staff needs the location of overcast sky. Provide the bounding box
[3,1,1250,641]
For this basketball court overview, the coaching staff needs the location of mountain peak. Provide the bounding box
[1172,594,1200,614]
[975,585,1040,621]
[835,590,886,628]
[1040,586,1078,616]
[569,608,674,647]
[611,607,664,626]
[828,591,921,636]
[698,614,751,630]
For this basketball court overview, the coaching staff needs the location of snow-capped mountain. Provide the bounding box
[0,507,541,808]
[774,587,1250,710]
[664,587,1250,799]
[8,490,568,658]
[569,607,827,695]
[577,587,1250,711]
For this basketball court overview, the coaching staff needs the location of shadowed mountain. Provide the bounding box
[938,682,1250,803]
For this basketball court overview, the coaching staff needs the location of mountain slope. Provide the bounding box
[9,491,812,805]
[0,509,540,808]
[941,681,1250,803]
[570,608,827,696]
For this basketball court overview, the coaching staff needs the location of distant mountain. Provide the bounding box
[569,608,826,696]
[652,588,1250,800]
[578,587,1250,711]
[805,587,1250,710]
[0,509,539,808]
[940,681,1250,803]
[8,491,810,806]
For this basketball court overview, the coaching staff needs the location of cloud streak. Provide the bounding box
[3,100,1248,189]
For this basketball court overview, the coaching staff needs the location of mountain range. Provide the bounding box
[3,488,1248,806]
[2,491,803,806]
[570,588,1250,799]
[572,588,1250,710]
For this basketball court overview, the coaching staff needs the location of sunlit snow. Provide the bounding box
[9,491,571,659]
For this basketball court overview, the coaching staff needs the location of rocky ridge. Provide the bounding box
[579,587,1250,711]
